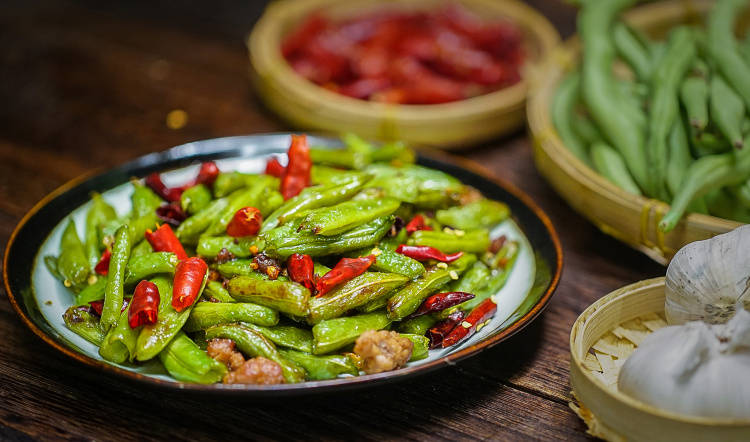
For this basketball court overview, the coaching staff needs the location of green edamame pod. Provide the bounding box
[613,22,653,80]
[159,332,227,384]
[180,184,212,215]
[99,306,139,363]
[680,74,709,132]
[397,315,437,336]
[205,324,306,383]
[85,193,117,271]
[183,302,279,332]
[710,75,745,149]
[551,72,588,163]
[349,247,424,279]
[227,276,310,317]
[176,197,230,245]
[124,252,178,287]
[131,182,162,218]
[435,199,510,230]
[707,0,750,110]
[298,198,400,236]
[243,323,314,353]
[196,236,256,259]
[387,254,476,320]
[101,225,131,332]
[278,349,359,380]
[400,334,429,361]
[590,142,642,195]
[57,220,90,291]
[312,311,391,355]
[204,280,235,303]
[307,272,409,324]
[75,276,108,304]
[63,306,104,346]
[44,255,62,281]
[407,229,489,254]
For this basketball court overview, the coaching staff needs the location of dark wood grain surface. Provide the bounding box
[0,1,664,440]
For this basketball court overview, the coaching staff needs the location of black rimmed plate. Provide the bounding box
[3,134,562,395]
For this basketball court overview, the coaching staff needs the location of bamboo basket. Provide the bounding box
[527,0,750,265]
[569,278,750,441]
[248,0,559,149]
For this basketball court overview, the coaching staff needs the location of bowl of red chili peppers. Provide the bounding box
[248,0,559,148]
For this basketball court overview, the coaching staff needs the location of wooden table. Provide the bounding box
[0,1,665,440]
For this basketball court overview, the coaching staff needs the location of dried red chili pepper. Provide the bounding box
[404,214,433,234]
[427,310,464,349]
[156,202,187,227]
[252,253,282,280]
[194,161,220,187]
[172,257,208,312]
[281,13,328,58]
[95,249,111,275]
[408,292,475,319]
[489,235,507,254]
[287,253,315,293]
[145,224,189,261]
[265,157,286,178]
[395,245,462,263]
[89,298,129,316]
[281,134,312,200]
[145,173,183,202]
[315,255,376,297]
[128,280,160,328]
[226,207,262,237]
[441,298,497,348]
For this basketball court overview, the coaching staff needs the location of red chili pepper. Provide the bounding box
[287,253,315,293]
[315,255,376,297]
[195,161,220,187]
[89,298,129,316]
[404,214,433,234]
[94,249,111,275]
[408,292,475,319]
[172,257,208,312]
[281,134,312,200]
[395,245,463,263]
[145,224,188,261]
[145,173,183,202]
[226,207,262,237]
[441,298,497,348]
[128,280,160,328]
[427,310,464,349]
[156,202,187,227]
[265,157,286,178]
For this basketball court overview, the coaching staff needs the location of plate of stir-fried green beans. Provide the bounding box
[4,134,561,393]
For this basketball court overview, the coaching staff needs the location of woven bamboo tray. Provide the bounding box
[569,278,750,441]
[248,0,559,149]
[527,0,750,265]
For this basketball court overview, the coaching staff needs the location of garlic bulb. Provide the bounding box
[618,307,750,419]
[665,225,750,325]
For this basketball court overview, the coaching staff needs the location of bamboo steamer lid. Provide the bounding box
[248,0,559,148]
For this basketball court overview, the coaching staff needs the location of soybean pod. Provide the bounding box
[101,225,131,332]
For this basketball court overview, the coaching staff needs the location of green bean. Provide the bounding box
[205,324,306,383]
[310,147,369,169]
[213,172,269,198]
[131,182,162,218]
[707,0,750,110]
[243,323,314,353]
[63,306,104,346]
[710,75,745,149]
[680,73,709,132]
[126,213,159,245]
[370,140,415,164]
[580,0,647,190]
[227,275,310,317]
[357,295,388,313]
[741,31,750,63]
[74,276,107,304]
[130,239,153,258]
[204,180,270,237]
[260,190,284,216]
[447,261,490,294]
[298,198,400,236]
[571,111,604,146]
[203,280,235,303]
[159,331,227,384]
[707,188,750,222]
[310,166,361,186]
[261,174,371,233]
[99,306,138,363]
[124,252,177,287]
[57,220,90,291]
[400,334,429,361]
[308,272,409,324]
[262,216,394,259]
[278,349,359,380]
[613,22,653,80]
[590,142,642,196]
[552,73,587,163]
[183,302,279,331]
[407,229,489,254]
[666,120,693,198]
[379,228,408,251]
[176,197,230,245]
[435,199,510,230]
[387,254,476,320]
[691,131,731,156]
[312,311,391,355]
[101,225,131,332]
[397,315,437,336]
[216,259,255,279]
[458,243,519,313]
[44,255,62,281]
[85,193,117,271]
[646,27,695,199]
[364,164,463,209]
[180,184,212,215]
[196,236,255,259]
[349,247,424,279]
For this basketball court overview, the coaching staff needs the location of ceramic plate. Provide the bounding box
[4,134,562,395]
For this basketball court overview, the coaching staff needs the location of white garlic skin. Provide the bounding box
[618,310,750,420]
[665,225,750,325]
